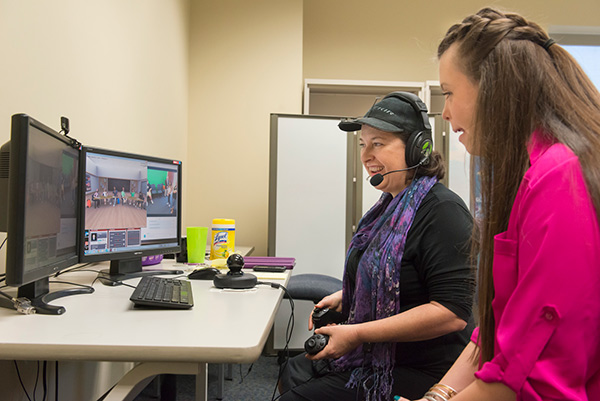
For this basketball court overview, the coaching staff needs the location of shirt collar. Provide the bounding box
[527,129,555,165]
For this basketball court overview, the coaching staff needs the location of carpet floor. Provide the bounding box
[133,354,283,401]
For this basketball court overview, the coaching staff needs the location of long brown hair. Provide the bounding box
[438,8,600,363]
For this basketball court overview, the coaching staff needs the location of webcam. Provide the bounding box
[60,116,70,135]
[213,254,257,289]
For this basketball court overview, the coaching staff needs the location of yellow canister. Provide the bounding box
[210,218,235,260]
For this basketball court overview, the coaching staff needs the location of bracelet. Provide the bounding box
[432,383,457,398]
[424,383,458,401]
[424,392,445,401]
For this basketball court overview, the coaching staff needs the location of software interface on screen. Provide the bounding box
[82,151,179,257]
[23,124,79,274]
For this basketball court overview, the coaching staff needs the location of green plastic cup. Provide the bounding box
[186,226,208,264]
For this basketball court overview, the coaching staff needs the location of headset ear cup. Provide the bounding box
[405,131,419,167]
[382,91,433,167]
[419,136,433,165]
[405,131,433,166]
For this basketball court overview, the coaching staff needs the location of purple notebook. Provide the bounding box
[242,256,296,269]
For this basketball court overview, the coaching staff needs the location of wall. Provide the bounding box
[0,0,189,242]
[0,0,189,157]
[0,1,189,399]
[187,0,303,255]
[303,0,600,82]
[197,0,600,256]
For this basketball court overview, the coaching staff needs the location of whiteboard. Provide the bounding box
[270,115,348,280]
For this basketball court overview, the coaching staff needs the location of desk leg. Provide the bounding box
[196,363,208,401]
[226,363,233,380]
[104,362,208,401]
[217,364,225,400]
[216,363,233,400]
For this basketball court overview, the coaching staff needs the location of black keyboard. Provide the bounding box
[130,276,194,309]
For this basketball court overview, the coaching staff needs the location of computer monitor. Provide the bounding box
[0,114,91,315]
[79,147,182,285]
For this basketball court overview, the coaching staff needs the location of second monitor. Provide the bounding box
[79,147,182,285]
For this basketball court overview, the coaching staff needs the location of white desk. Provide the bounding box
[0,256,290,401]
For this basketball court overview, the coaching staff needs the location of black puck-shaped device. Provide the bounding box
[213,254,257,289]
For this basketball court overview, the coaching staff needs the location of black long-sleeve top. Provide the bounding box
[346,183,475,378]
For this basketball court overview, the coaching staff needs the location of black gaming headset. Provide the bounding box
[382,91,433,167]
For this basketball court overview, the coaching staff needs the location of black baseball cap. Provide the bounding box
[338,95,422,134]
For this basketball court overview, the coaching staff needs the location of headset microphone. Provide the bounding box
[369,163,421,186]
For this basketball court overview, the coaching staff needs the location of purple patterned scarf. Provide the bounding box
[332,175,437,401]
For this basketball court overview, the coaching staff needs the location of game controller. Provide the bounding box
[311,307,345,329]
[304,333,329,355]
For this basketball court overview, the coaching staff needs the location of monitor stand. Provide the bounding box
[97,256,184,286]
[0,277,94,315]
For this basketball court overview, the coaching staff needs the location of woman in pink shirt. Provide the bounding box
[402,7,600,401]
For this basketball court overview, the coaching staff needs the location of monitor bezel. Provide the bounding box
[78,146,182,264]
[4,114,81,287]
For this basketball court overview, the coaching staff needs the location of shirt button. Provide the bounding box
[544,312,554,321]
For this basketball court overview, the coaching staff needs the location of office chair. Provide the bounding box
[285,273,343,304]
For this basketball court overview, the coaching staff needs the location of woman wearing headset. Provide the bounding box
[279,92,476,401]
[401,8,600,401]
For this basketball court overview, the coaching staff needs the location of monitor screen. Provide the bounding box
[0,114,89,314]
[79,147,182,284]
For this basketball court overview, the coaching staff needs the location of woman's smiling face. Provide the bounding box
[359,125,408,197]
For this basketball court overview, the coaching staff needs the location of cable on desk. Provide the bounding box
[0,275,100,315]
[49,280,94,292]
[90,274,137,289]
[0,288,36,314]
[53,263,94,277]
[0,289,12,301]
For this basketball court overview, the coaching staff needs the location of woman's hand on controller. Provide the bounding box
[306,324,361,360]
[309,290,343,330]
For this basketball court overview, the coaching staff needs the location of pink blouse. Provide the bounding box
[471,130,600,400]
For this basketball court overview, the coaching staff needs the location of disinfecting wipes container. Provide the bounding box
[210,218,235,260]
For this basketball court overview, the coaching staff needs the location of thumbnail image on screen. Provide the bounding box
[82,150,179,258]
